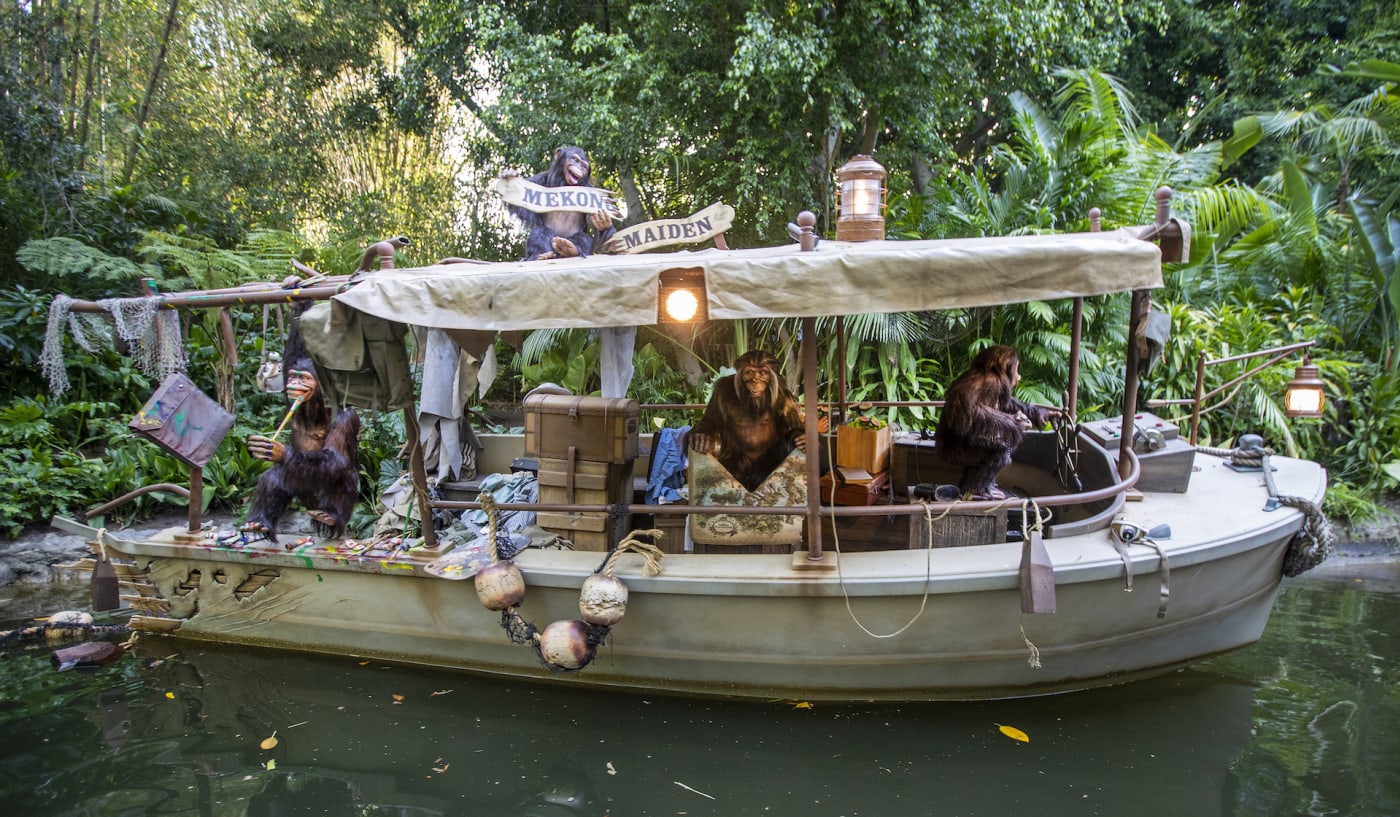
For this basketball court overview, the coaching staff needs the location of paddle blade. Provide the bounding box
[1019,530,1057,614]
[91,555,119,612]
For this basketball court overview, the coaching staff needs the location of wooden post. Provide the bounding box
[835,316,847,425]
[188,465,204,534]
[1189,351,1207,445]
[402,409,439,549]
[1071,208,1099,419]
[1119,290,1148,479]
[802,316,823,561]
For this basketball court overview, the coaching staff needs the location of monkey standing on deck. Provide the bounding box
[242,304,360,544]
[688,350,809,492]
[502,146,616,260]
[935,344,1058,501]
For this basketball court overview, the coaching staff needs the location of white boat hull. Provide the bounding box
[84,452,1324,701]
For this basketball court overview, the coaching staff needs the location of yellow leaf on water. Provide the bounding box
[392,694,405,702]
[164,691,174,699]
[260,732,279,750]
[996,723,1030,743]
[792,701,813,710]
[265,759,277,770]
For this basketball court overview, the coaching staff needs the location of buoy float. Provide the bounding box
[536,620,592,670]
[578,573,629,626]
[474,560,525,611]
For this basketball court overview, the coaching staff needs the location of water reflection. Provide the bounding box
[0,578,1395,817]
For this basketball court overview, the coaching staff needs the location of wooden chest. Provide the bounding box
[523,395,640,464]
[819,469,890,506]
[535,456,634,551]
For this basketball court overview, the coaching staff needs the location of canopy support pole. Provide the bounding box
[801,316,826,563]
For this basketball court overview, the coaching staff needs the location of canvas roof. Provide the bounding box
[333,227,1164,331]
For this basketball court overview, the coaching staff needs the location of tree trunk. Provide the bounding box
[616,159,648,225]
[75,0,102,169]
[121,0,181,185]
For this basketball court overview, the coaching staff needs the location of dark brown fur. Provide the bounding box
[245,302,361,542]
[689,350,804,492]
[507,146,614,261]
[935,345,1049,498]
[245,403,360,543]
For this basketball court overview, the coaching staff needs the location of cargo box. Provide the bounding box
[523,395,640,464]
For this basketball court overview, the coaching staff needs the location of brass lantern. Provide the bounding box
[835,154,887,242]
[657,267,707,323]
[1284,354,1326,418]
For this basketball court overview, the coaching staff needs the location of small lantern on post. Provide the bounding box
[835,154,887,242]
[1285,353,1326,418]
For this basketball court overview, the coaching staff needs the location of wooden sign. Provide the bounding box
[492,175,626,220]
[603,202,734,254]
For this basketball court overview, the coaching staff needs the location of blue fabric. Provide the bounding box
[646,425,691,504]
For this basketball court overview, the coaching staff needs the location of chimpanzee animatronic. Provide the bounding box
[503,146,615,260]
[935,344,1055,500]
[688,350,808,492]
[242,309,360,543]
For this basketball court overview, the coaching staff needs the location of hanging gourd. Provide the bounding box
[578,573,629,625]
[475,560,525,611]
[536,620,593,670]
[580,530,667,625]
[474,493,526,611]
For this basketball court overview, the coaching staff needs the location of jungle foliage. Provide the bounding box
[2,0,1399,533]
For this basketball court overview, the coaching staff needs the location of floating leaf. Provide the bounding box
[792,701,813,709]
[164,691,175,699]
[996,723,1030,743]
[260,732,279,750]
[265,759,277,770]
[392,694,405,703]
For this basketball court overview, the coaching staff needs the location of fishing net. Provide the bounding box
[41,294,186,396]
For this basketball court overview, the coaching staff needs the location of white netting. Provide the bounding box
[40,295,187,397]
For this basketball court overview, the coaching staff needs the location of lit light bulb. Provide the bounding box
[664,289,699,322]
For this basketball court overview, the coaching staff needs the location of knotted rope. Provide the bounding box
[1196,442,1334,576]
[597,530,667,577]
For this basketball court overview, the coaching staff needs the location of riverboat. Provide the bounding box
[52,191,1331,701]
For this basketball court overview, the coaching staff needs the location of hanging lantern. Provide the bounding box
[835,154,887,242]
[1284,354,1325,419]
[658,267,707,323]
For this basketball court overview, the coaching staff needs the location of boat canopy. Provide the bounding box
[333,227,1163,331]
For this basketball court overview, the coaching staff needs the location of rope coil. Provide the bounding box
[1196,442,1334,576]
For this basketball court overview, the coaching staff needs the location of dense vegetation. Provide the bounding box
[2,0,1398,535]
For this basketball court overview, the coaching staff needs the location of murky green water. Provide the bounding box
[0,567,1396,817]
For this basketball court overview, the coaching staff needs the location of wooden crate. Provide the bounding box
[634,509,689,554]
[836,424,892,473]
[536,456,633,552]
[909,504,1007,548]
[523,395,639,463]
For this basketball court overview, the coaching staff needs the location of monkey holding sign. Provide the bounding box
[499,146,618,261]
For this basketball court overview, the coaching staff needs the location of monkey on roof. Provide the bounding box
[502,146,616,261]
[688,350,808,492]
[935,344,1057,501]
[242,304,360,543]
